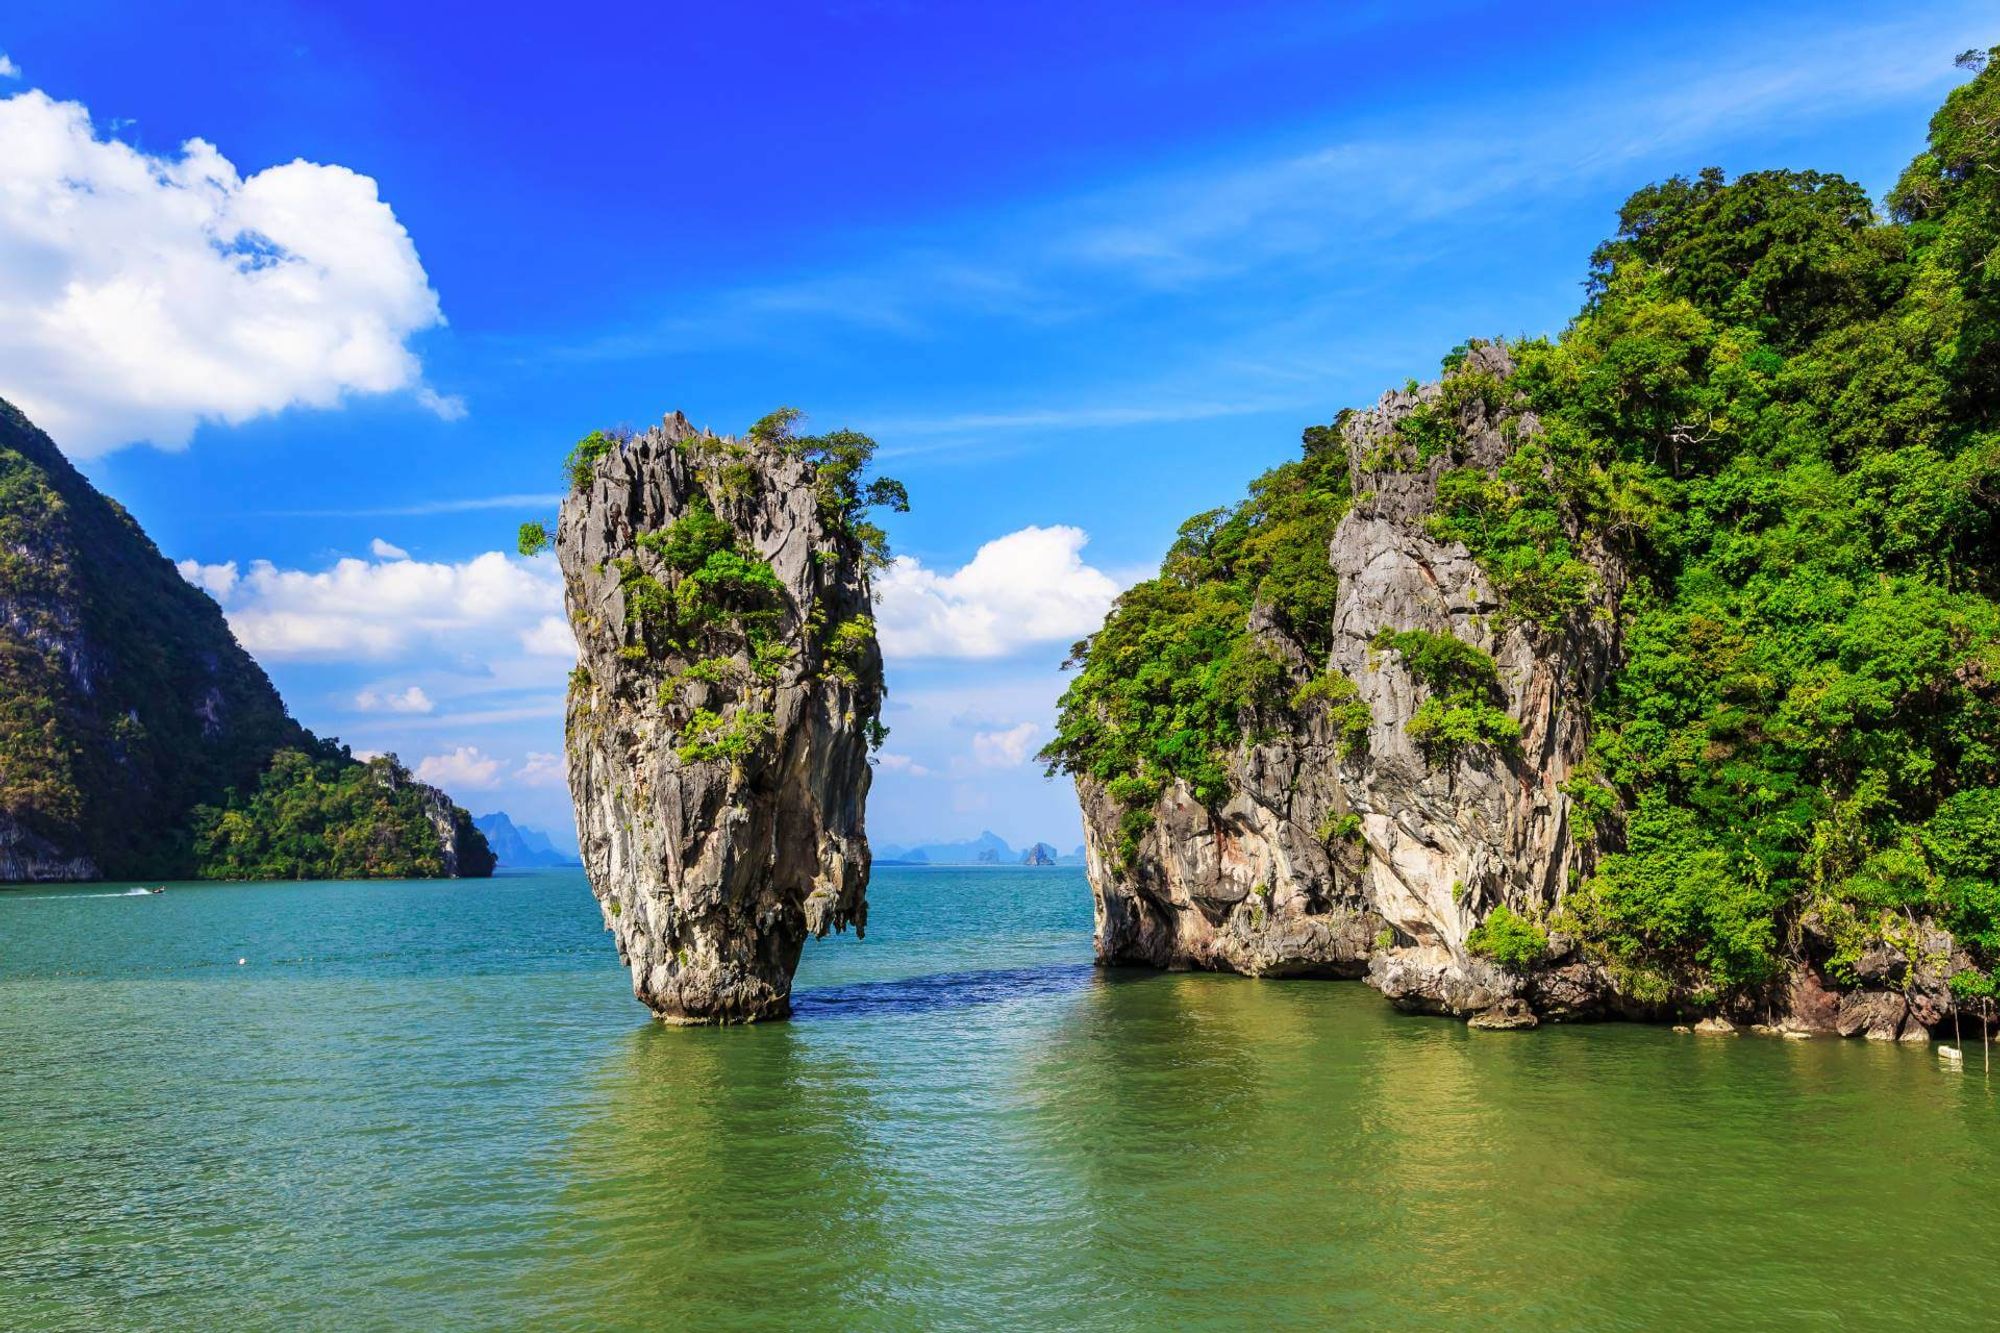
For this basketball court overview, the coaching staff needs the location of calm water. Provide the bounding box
[2,866,1995,1330]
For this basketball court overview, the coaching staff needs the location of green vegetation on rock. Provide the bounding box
[1512,55,2000,994]
[1467,904,1550,968]
[547,410,904,775]
[189,743,495,880]
[1039,422,1354,824]
[1370,629,1520,764]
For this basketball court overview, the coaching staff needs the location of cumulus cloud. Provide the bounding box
[177,548,560,661]
[354,684,433,715]
[972,722,1041,768]
[0,55,18,79]
[875,525,1122,659]
[370,537,410,560]
[873,752,934,778]
[0,88,448,455]
[515,751,566,787]
[520,614,578,659]
[415,745,502,791]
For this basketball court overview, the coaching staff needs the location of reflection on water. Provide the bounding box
[524,1021,892,1324]
[792,961,1097,1020]
[4,867,2000,1329]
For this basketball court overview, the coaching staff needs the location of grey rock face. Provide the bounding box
[558,414,880,1024]
[410,779,496,879]
[1080,346,1619,1013]
[0,814,98,881]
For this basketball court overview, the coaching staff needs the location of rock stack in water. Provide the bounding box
[556,413,887,1023]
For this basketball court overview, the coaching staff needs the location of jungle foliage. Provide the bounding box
[1039,420,1355,860]
[188,743,495,881]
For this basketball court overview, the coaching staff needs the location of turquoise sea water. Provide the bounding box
[3,865,1998,1330]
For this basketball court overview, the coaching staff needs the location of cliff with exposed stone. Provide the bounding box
[558,414,882,1024]
[1078,347,1957,1039]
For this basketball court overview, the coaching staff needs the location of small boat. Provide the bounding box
[149,886,165,895]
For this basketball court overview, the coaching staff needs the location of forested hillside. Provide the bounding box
[1046,49,2000,1014]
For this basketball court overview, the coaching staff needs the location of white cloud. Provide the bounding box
[414,385,467,421]
[415,745,502,791]
[520,614,577,659]
[875,525,1122,659]
[515,751,566,787]
[370,537,410,560]
[0,88,447,455]
[972,722,1040,768]
[177,548,561,661]
[873,752,934,778]
[0,55,19,79]
[354,684,433,715]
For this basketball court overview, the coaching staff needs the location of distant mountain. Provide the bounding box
[875,832,1087,866]
[514,820,577,861]
[474,812,580,868]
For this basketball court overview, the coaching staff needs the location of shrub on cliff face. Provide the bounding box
[1467,904,1550,968]
[1370,629,1520,764]
[1040,423,1354,818]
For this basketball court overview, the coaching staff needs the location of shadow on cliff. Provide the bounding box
[791,961,1106,1021]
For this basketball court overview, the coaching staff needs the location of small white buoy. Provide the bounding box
[237,957,247,966]
[1941,1045,1964,1064]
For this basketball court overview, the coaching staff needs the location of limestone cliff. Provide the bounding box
[1070,341,1969,1038]
[558,414,885,1024]
[1079,346,1612,1011]
[0,397,490,882]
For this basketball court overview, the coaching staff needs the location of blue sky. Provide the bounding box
[0,1,1988,850]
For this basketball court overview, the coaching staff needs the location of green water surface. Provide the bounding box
[2,866,1995,1330]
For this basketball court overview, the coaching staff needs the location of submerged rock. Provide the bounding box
[558,414,886,1024]
[1468,998,1539,1030]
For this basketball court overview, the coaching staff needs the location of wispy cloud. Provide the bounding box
[555,9,1980,377]
[871,396,1293,450]
[270,492,562,518]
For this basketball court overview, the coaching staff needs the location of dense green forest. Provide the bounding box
[189,742,494,881]
[1045,50,2000,1001]
[0,399,491,882]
